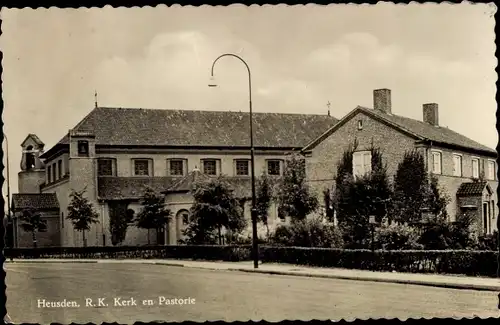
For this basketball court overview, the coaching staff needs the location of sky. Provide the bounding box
[0,2,498,201]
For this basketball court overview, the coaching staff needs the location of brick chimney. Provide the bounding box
[373,89,392,114]
[423,103,439,126]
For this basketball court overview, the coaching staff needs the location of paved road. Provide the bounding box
[6,263,499,324]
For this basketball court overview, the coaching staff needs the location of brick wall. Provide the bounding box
[15,212,60,248]
[306,111,416,199]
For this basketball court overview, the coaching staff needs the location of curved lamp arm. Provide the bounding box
[210,53,252,105]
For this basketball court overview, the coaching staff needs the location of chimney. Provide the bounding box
[373,89,392,114]
[423,103,439,126]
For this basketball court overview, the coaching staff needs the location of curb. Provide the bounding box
[228,268,500,292]
[5,260,98,263]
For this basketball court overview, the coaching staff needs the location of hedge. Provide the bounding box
[4,245,252,262]
[260,246,499,277]
[4,245,498,277]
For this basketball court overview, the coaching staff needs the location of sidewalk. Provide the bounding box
[6,258,500,292]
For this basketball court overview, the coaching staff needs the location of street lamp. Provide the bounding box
[209,53,259,269]
[3,134,13,259]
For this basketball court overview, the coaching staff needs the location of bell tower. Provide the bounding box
[19,134,46,193]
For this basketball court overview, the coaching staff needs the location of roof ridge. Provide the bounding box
[97,106,337,117]
[360,106,495,153]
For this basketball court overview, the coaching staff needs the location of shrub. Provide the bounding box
[5,245,253,262]
[375,223,423,250]
[260,247,498,277]
[269,218,344,248]
[476,230,499,251]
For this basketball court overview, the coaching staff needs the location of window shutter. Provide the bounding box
[352,153,362,177]
[363,152,372,174]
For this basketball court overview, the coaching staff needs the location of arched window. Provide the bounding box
[25,145,35,170]
[175,209,190,243]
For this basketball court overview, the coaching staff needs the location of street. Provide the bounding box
[6,262,499,324]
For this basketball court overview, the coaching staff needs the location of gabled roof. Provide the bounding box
[456,181,491,197]
[20,134,45,148]
[41,107,338,158]
[12,193,59,211]
[302,106,496,157]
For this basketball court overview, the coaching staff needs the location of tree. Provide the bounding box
[256,173,273,237]
[108,201,135,246]
[67,188,100,247]
[334,141,392,248]
[276,153,318,223]
[134,186,172,245]
[19,209,47,248]
[185,176,246,245]
[391,150,429,224]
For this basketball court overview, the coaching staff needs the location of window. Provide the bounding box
[492,200,495,219]
[267,160,281,176]
[61,212,64,228]
[357,120,363,130]
[487,160,496,180]
[472,158,479,179]
[452,154,462,177]
[352,151,372,178]
[202,159,217,175]
[98,159,116,176]
[431,151,442,174]
[235,160,250,176]
[169,159,185,176]
[77,141,89,157]
[58,160,63,179]
[52,164,57,181]
[133,159,152,176]
[47,165,52,183]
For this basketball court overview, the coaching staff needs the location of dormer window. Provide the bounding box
[78,141,89,157]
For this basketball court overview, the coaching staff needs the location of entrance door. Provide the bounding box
[483,202,489,234]
[157,227,165,245]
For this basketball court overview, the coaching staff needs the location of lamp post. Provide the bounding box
[209,53,259,269]
[3,134,13,259]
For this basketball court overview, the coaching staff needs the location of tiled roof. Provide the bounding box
[303,106,496,156]
[456,181,489,197]
[47,107,338,152]
[97,177,177,200]
[12,194,59,211]
[164,170,282,199]
[363,107,496,154]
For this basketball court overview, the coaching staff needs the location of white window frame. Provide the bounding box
[98,158,117,177]
[266,159,282,176]
[234,159,250,176]
[132,159,153,176]
[471,157,480,179]
[167,159,187,177]
[452,153,462,177]
[487,159,496,180]
[352,150,372,178]
[201,159,220,176]
[431,150,442,175]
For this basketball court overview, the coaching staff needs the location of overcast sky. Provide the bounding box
[0,3,497,199]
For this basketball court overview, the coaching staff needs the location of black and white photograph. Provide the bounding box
[1,2,499,324]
